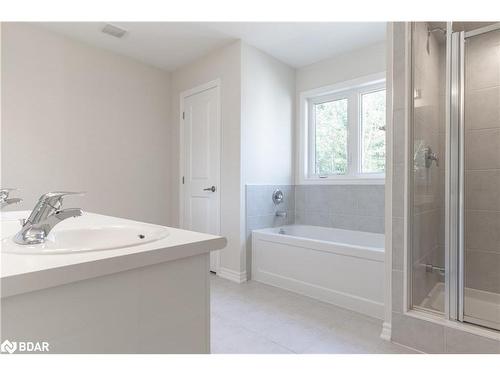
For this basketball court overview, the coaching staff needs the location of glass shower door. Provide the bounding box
[461,25,500,330]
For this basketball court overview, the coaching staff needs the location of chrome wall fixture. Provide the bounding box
[272,189,284,205]
[272,189,287,218]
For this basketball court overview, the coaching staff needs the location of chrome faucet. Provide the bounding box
[0,188,22,209]
[424,146,439,168]
[14,191,84,245]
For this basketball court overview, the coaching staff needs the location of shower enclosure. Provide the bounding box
[409,22,500,332]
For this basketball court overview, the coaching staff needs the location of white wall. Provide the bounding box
[171,41,295,278]
[170,41,243,275]
[241,43,295,185]
[241,43,295,276]
[296,42,386,93]
[1,23,172,225]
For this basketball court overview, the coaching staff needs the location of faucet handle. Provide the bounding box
[0,188,17,199]
[42,191,85,198]
[39,191,85,207]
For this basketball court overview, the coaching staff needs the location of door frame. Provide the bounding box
[179,78,222,273]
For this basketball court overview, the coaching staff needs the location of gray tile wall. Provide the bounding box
[391,23,408,320]
[294,185,385,233]
[245,183,384,276]
[245,185,294,276]
[464,28,500,294]
[411,21,446,307]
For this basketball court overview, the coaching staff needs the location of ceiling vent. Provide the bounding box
[101,23,128,39]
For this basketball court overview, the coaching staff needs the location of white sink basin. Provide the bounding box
[1,210,30,221]
[1,215,169,254]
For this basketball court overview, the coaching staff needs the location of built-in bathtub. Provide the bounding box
[252,225,385,319]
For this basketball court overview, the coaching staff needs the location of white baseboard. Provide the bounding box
[254,269,384,319]
[380,321,392,341]
[218,267,247,284]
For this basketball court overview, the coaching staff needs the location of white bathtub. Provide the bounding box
[252,225,385,319]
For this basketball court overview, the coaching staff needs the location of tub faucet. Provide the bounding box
[14,191,84,245]
[275,210,287,218]
[0,188,22,209]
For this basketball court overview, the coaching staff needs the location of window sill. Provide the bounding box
[298,177,385,185]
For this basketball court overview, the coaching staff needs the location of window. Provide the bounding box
[299,74,386,184]
[313,98,348,175]
[361,89,386,174]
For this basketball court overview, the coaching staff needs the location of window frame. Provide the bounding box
[298,72,386,185]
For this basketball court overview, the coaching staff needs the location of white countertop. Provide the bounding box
[1,212,226,297]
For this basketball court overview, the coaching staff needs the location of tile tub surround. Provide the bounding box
[245,185,294,277]
[245,184,384,276]
[245,184,385,235]
[295,185,385,234]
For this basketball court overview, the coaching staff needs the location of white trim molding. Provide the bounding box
[218,267,248,284]
[380,322,392,341]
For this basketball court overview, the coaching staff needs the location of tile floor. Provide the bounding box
[210,275,417,354]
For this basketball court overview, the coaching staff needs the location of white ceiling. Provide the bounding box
[38,22,386,71]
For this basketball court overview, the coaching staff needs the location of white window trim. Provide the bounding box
[297,72,386,185]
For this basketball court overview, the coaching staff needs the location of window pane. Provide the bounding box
[361,90,386,173]
[314,99,348,175]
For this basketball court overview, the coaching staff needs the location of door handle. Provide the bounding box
[203,186,216,192]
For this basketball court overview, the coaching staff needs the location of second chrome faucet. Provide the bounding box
[0,188,23,209]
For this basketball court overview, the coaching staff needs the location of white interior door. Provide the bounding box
[181,85,221,273]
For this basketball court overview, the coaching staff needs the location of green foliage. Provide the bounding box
[313,90,386,176]
[361,90,386,173]
[314,99,348,175]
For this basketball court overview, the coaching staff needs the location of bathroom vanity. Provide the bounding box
[0,212,226,353]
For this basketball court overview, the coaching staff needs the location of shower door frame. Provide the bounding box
[449,22,500,330]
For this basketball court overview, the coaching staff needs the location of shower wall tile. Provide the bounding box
[465,250,500,294]
[393,25,407,112]
[392,163,405,218]
[465,170,500,211]
[392,217,404,271]
[466,210,500,254]
[412,210,440,264]
[392,270,404,313]
[391,23,409,340]
[466,28,500,90]
[465,128,500,170]
[393,109,406,162]
[465,86,500,130]
[463,28,500,297]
